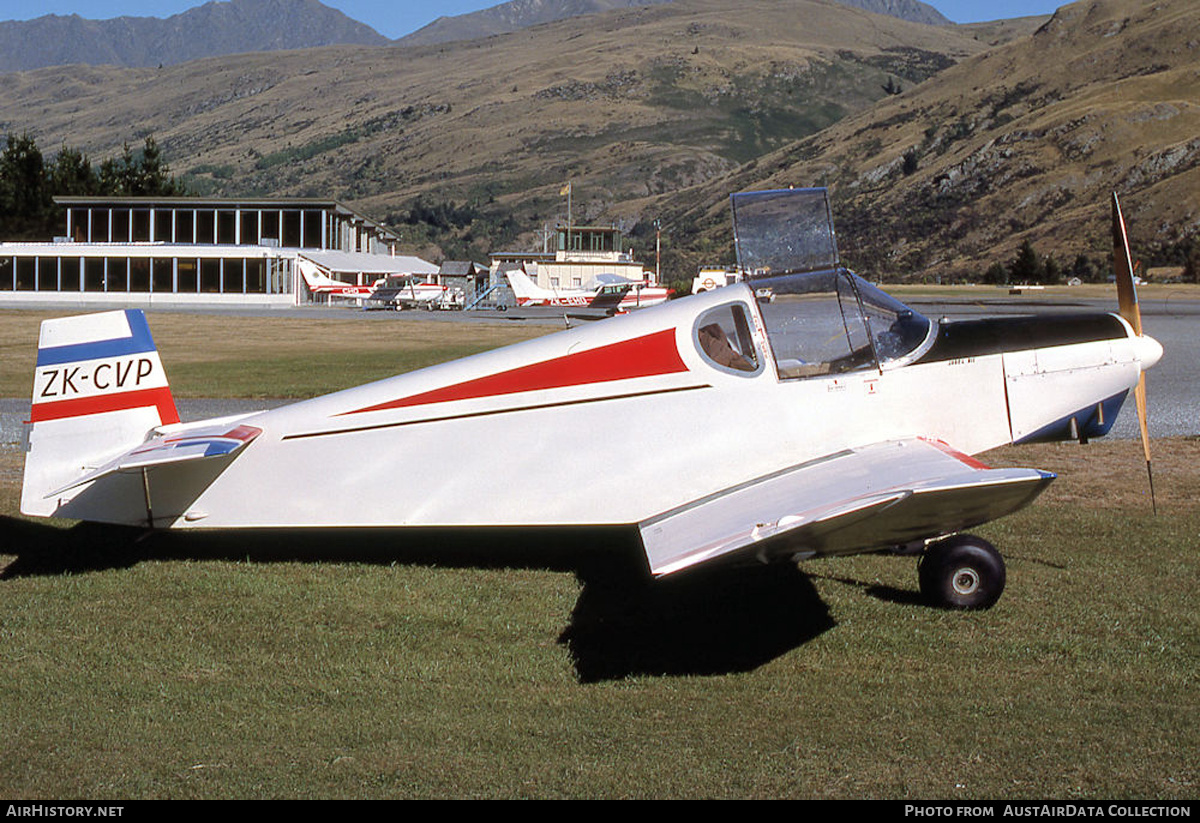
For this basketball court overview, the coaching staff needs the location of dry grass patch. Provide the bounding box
[0,309,554,398]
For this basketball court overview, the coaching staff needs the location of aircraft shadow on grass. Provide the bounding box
[1,516,835,682]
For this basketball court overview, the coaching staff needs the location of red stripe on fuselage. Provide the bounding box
[29,387,180,425]
[344,328,687,415]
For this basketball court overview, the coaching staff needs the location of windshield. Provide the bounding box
[730,188,932,378]
[853,277,932,363]
[732,188,839,277]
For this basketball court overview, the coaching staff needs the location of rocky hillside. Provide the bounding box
[4,0,1191,282]
[659,0,1200,281]
[0,0,984,266]
[0,0,388,71]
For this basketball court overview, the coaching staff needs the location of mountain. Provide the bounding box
[0,0,985,267]
[398,0,949,46]
[0,0,388,71]
[3,0,1192,281]
[836,0,949,26]
[398,0,676,47]
[0,0,953,70]
[657,0,1200,281]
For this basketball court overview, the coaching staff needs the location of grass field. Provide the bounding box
[0,309,552,399]
[0,308,1196,799]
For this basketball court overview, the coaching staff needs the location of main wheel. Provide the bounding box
[918,535,1006,610]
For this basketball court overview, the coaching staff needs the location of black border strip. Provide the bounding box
[918,313,1126,364]
[282,383,712,441]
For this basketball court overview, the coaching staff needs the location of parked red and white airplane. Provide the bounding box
[297,262,446,307]
[506,268,673,312]
[20,189,1160,609]
[300,267,375,299]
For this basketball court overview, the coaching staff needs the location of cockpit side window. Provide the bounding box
[694,303,760,374]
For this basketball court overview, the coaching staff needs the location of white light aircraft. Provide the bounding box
[20,189,1161,609]
[366,274,450,310]
[506,268,673,313]
[296,262,446,307]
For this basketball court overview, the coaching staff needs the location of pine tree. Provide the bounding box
[138,136,184,195]
[0,133,191,240]
[1009,239,1044,284]
[1042,254,1061,285]
[50,145,100,196]
[984,261,1009,285]
[0,133,53,239]
[1184,242,1200,284]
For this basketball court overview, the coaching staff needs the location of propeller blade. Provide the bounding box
[1112,191,1156,513]
[1135,372,1156,514]
[1112,191,1143,335]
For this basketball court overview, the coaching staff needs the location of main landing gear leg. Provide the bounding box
[918,534,1006,610]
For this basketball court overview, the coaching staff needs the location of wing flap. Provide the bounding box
[639,439,1054,577]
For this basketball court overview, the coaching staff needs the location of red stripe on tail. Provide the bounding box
[30,387,180,425]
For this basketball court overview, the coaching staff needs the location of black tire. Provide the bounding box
[918,535,1006,610]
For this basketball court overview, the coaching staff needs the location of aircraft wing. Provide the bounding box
[47,421,262,497]
[587,284,632,311]
[639,438,1054,577]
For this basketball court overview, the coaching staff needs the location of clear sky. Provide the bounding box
[0,1,1070,40]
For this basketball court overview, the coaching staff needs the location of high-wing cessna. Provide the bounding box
[365,274,451,310]
[20,189,1161,609]
[506,268,673,312]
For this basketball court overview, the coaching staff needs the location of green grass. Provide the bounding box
[1,467,1196,798]
[0,309,1196,799]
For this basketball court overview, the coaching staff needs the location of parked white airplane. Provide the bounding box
[367,274,450,310]
[506,268,673,312]
[20,189,1161,609]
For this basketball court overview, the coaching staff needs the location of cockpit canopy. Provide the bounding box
[731,188,933,378]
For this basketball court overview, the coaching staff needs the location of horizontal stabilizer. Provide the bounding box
[47,422,262,497]
[639,438,1054,577]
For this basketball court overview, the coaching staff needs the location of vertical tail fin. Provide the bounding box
[504,268,552,304]
[21,309,178,518]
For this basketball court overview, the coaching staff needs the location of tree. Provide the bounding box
[1042,254,1061,285]
[49,145,100,196]
[1184,242,1200,284]
[136,136,185,196]
[0,132,190,240]
[1070,253,1099,283]
[1009,239,1043,284]
[96,138,185,196]
[0,133,53,240]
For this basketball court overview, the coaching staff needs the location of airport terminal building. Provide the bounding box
[488,224,656,290]
[0,196,435,307]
